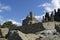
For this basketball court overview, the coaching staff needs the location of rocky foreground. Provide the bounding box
[0,28,60,40]
[8,29,60,40]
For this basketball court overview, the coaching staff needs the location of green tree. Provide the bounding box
[1,21,12,28]
[0,24,1,28]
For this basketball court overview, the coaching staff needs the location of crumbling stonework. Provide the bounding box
[0,28,9,38]
[1,9,60,40]
[22,12,38,26]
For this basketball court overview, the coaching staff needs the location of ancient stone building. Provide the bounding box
[43,8,60,22]
[20,12,45,33]
[1,8,60,40]
[22,12,38,26]
[42,8,60,30]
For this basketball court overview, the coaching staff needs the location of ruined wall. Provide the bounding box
[55,22,60,26]
[43,22,55,30]
[0,28,9,37]
[43,21,60,30]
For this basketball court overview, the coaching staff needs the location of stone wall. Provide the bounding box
[55,22,60,26]
[43,22,55,30]
[0,28,9,37]
[0,21,60,40]
[43,21,60,30]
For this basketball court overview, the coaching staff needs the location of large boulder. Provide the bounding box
[8,30,28,40]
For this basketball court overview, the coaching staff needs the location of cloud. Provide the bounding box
[0,3,18,25]
[37,0,60,21]
[0,3,21,26]
[38,0,60,12]
[1,6,11,10]
[0,16,21,26]
[0,3,11,12]
[0,19,22,26]
[8,19,22,26]
[35,14,45,22]
[21,14,45,22]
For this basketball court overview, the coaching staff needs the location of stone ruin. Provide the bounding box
[1,9,60,40]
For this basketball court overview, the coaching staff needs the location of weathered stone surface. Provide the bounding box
[43,21,60,30]
[26,33,45,40]
[0,38,7,40]
[22,12,38,26]
[0,28,9,37]
[41,35,60,40]
[1,9,60,40]
[20,22,45,34]
[8,30,28,40]
[43,22,55,30]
